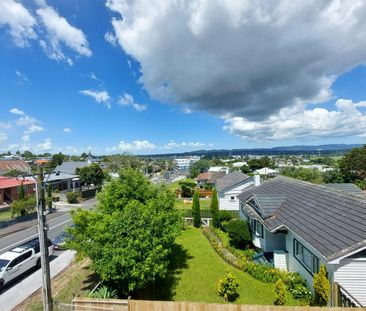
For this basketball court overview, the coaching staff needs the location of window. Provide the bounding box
[249,218,264,238]
[230,196,235,201]
[293,239,319,275]
[18,251,32,264]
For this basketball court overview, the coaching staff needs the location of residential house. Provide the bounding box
[0,176,35,205]
[54,161,89,175]
[238,176,366,306]
[232,161,248,168]
[216,171,254,210]
[196,171,225,188]
[44,172,80,192]
[0,160,31,175]
[254,167,278,177]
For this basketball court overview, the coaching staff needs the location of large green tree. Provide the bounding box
[50,152,65,168]
[192,190,201,228]
[76,164,105,186]
[189,160,211,178]
[339,145,366,182]
[69,168,181,295]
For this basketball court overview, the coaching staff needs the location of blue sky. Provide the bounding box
[1,0,366,155]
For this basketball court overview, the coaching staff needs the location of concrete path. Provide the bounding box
[0,250,76,311]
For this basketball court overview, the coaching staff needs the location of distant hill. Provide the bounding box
[145,144,363,158]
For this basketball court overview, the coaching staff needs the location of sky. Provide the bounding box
[0,0,366,155]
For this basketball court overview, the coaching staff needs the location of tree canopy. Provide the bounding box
[339,145,366,182]
[69,168,181,295]
[76,163,105,186]
[189,159,211,178]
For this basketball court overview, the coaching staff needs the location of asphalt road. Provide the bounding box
[0,197,97,255]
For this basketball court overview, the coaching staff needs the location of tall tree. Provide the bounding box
[189,160,211,178]
[339,145,366,182]
[77,164,105,186]
[19,183,25,200]
[192,190,201,228]
[211,189,219,228]
[50,152,65,168]
[69,169,181,295]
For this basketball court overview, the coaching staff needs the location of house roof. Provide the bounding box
[254,167,278,175]
[196,172,211,181]
[238,176,366,261]
[216,171,250,192]
[324,183,364,196]
[54,161,89,175]
[44,172,78,182]
[0,176,35,189]
[0,160,30,174]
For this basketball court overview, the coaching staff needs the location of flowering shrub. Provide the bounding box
[217,272,239,302]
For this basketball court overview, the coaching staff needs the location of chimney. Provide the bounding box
[254,174,260,187]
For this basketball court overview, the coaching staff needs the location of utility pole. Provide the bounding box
[36,166,53,311]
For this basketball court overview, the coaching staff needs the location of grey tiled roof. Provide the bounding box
[254,194,286,219]
[238,176,366,261]
[324,183,365,196]
[54,161,89,175]
[216,171,250,192]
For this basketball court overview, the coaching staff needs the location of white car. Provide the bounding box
[0,238,53,291]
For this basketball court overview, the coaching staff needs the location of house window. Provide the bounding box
[293,239,319,275]
[249,218,264,238]
[230,196,235,201]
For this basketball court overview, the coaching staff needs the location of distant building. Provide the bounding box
[208,166,229,174]
[173,156,200,172]
[232,161,248,168]
[0,176,35,205]
[34,159,51,166]
[44,172,80,192]
[254,167,278,177]
[54,161,89,175]
[196,171,225,188]
[0,160,31,175]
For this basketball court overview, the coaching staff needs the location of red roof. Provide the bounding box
[0,176,35,189]
[196,172,212,181]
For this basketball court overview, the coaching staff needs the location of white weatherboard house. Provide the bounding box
[238,176,366,307]
[215,171,254,211]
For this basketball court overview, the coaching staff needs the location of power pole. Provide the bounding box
[36,167,53,311]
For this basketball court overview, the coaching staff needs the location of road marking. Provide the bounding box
[0,218,73,254]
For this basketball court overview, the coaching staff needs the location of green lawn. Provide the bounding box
[175,198,211,210]
[158,227,300,305]
[0,210,13,222]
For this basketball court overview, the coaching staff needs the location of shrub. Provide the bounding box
[217,272,239,302]
[88,285,117,299]
[313,265,330,306]
[66,192,78,204]
[211,189,219,228]
[274,279,287,305]
[284,272,312,302]
[224,219,251,248]
[192,190,201,228]
[11,196,36,217]
[218,210,234,228]
[47,184,52,209]
[181,185,193,198]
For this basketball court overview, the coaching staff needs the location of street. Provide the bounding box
[0,197,97,299]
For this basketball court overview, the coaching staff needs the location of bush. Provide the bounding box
[66,192,78,204]
[211,189,219,228]
[224,219,251,248]
[11,196,36,217]
[218,210,234,228]
[88,285,117,299]
[313,265,330,306]
[274,279,287,305]
[181,185,193,198]
[217,272,239,302]
[284,272,312,302]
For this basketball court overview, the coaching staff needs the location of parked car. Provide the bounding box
[0,238,53,291]
[52,229,73,250]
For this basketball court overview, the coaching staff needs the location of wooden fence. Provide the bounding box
[72,298,366,311]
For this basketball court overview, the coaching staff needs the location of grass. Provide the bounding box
[156,227,300,305]
[175,198,211,210]
[17,258,97,311]
[0,210,13,221]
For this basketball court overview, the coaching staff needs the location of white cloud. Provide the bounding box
[37,138,52,151]
[25,125,44,134]
[22,135,30,142]
[104,31,117,46]
[0,131,8,144]
[106,0,366,124]
[107,140,157,152]
[164,140,205,149]
[0,0,37,47]
[16,115,39,127]
[79,89,111,108]
[63,127,72,133]
[118,93,146,111]
[9,108,25,115]
[15,70,30,84]
[36,2,91,63]
[223,99,366,141]
[0,122,12,129]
